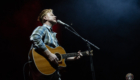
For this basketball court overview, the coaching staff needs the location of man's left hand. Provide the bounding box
[74,50,83,59]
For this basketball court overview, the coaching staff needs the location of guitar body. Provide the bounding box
[29,45,67,75]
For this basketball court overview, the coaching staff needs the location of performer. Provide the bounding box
[126,73,134,80]
[29,9,82,80]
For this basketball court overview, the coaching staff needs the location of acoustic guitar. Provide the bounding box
[29,45,93,75]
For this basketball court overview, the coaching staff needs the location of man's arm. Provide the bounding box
[67,50,83,61]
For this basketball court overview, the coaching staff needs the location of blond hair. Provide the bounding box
[37,9,53,23]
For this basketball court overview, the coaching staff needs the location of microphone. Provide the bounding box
[57,20,70,27]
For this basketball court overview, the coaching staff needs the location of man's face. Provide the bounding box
[126,76,133,80]
[44,12,57,24]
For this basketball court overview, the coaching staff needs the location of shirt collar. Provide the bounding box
[43,24,52,30]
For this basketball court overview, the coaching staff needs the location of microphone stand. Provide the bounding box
[64,25,100,80]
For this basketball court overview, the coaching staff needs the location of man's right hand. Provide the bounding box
[43,49,59,65]
[47,53,59,65]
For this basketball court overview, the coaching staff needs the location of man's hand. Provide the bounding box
[43,50,59,65]
[74,50,83,60]
[48,53,59,65]
[66,50,83,61]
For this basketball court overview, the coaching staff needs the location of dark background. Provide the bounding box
[1,0,140,80]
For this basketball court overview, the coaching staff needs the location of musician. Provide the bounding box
[29,9,82,80]
[126,73,134,80]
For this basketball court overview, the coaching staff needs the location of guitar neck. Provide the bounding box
[62,51,88,59]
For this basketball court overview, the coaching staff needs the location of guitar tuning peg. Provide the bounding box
[90,50,93,56]
[91,53,93,56]
[90,50,93,53]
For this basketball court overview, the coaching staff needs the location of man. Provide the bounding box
[29,9,82,80]
[126,73,134,80]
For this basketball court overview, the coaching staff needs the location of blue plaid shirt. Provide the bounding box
[30,24,59,52]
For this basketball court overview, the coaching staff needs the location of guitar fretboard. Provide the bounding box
[62,51,88,59]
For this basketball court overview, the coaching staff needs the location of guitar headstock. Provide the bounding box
[85,50,93,56]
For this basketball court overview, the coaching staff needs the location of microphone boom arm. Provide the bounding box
[64,26,100,50]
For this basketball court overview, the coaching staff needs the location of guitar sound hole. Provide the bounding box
[55,53,61,61]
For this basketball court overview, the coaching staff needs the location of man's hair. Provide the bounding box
[37,9,53,23]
